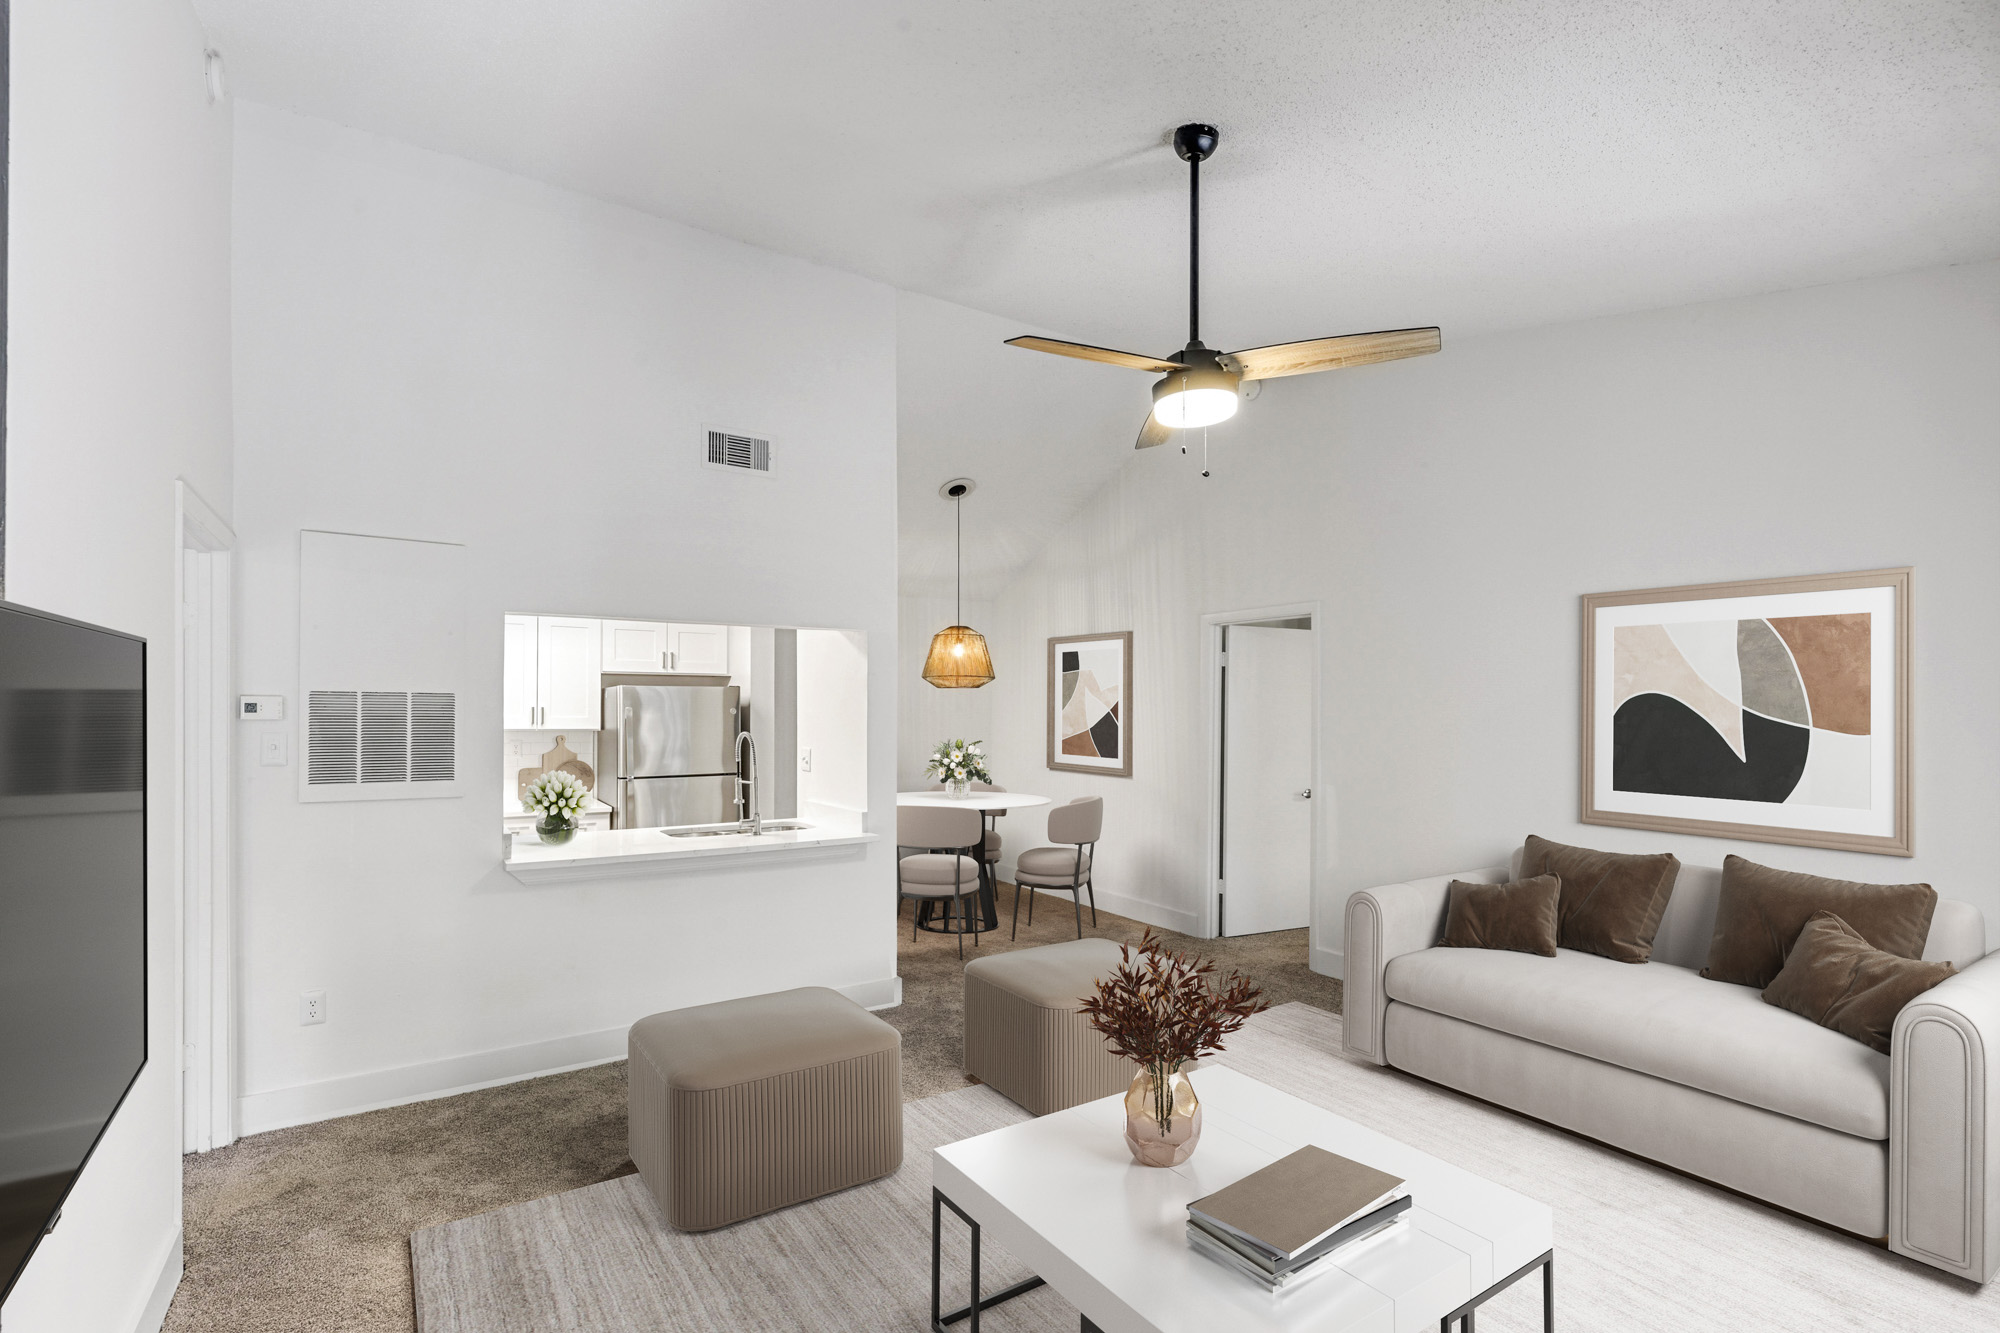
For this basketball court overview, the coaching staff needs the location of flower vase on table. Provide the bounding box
[523,770,590,845]
[924,738,991,798]
[1078,930,1268,1168]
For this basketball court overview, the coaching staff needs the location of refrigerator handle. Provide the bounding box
[621,705,633,781]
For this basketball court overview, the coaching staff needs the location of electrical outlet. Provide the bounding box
[800,748,813,772]
[300,990,326,1025]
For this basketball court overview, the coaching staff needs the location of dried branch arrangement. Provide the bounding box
[1079,930,1269,1132]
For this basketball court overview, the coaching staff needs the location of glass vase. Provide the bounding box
[1123,1065,1202,1167]
[947,777,969,797]
[535,813,578,845]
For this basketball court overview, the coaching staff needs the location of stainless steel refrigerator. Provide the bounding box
[600,684,743,828]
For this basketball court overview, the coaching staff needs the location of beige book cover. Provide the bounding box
[1187,1145,1406,1258]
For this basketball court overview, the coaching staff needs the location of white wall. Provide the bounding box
[797,628,869,814]
[982,262,2000,964]
[898,591,999,789]
[2,2,233,1329]
[229,104,900,1132]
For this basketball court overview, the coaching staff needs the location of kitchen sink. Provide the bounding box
[663,821,813,838]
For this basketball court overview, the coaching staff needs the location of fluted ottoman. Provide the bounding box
[627,986,902,1231]
[964,937,1134,1115]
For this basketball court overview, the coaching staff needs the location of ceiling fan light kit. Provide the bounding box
[1006,122,1442,464]
[923,478,995,689]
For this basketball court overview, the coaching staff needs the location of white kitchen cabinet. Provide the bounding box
[666,622,730,675]
[534,616,603,729]
[601,619,672,673]
[502,615,540,728]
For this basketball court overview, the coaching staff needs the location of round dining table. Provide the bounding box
[895,789,1053,932]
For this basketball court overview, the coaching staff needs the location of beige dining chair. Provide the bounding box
[1010,795,1102,940]
[896,803,984,958]
[970,781,1006,896]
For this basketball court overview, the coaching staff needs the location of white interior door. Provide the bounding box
[502,615,539,726]
[536,616,603,729]
[1220,625,1314,936]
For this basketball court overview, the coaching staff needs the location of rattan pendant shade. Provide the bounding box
[923,624,994,688]
[924,481,994,689]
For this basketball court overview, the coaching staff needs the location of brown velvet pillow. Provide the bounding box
[1762,911,1955,1054]
[1518,835,1680,963]
[1700,855,1936,989]
[1438,876,1561,957]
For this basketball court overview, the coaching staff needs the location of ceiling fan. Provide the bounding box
[1007,123,1441,452]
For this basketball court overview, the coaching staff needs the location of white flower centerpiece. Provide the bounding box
[925,738,993,797]
[522,770,590,844]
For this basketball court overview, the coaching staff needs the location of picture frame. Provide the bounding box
[1048,631,1132,777]
[1581,568,1910,856]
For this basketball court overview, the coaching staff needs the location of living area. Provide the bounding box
[3,4,1998,1333]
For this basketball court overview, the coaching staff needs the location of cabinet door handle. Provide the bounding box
[662,650,669,670]
[669,649,677,670]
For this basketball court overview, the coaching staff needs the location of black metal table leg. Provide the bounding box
[931,1187,1046,1332]
[1440,1249,1553,1332]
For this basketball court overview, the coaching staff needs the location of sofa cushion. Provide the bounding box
[1384,944,1888,1138]
[1520,834,1680,963]
[1762,911,1957,1055]
[1701,854,1936,989]
[1439,875,1561,956]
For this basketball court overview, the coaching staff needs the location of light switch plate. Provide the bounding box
[260,728,288,767]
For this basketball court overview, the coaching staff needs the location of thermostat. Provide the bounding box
[239,695,286,720]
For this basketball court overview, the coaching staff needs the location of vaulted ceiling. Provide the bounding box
[194,1,2000,594]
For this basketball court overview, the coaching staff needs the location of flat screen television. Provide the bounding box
[0,601,146,1303]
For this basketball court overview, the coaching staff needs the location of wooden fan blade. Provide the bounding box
[1134,412,1174,449]
[1006,335,1188,374]
[1225,327,1441,381]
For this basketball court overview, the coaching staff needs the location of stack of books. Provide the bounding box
[1185,1145,1410,1291]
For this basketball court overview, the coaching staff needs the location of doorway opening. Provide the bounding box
[178,480,235,1153]
[1203,605,1319,944]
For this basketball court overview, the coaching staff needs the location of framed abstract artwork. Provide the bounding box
[1581,568,1910,856]
[1048,631,1132,777]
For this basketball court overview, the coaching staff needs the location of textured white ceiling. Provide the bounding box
[195,0,2000,593]
[195,0,1999,349]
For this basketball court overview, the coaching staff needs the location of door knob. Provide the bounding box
[1300,788,1312,799]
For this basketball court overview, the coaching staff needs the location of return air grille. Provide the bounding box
[308,689,456,792]
[307,691,359,785]
[706,429,771,473]
[410,693,456,782]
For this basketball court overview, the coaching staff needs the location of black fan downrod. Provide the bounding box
[1172,124,1219,347]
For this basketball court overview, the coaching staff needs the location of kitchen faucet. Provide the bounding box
[735,730,760,835]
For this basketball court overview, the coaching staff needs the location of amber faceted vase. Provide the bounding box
[1123,1066,1202,1167]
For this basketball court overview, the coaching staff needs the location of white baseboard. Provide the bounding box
[1010,882,1203,936]
[843,975,903,1010]
[131,1229,182,1333]
[1311,945,1344,980]
[237,974,905,1137]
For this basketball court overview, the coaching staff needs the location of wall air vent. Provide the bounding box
[306,689,458,792]
[705,428,772,475]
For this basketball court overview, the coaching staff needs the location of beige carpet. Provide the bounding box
[165,897,1321,1332]
[410,1084,1068,1332]
[411,1005,2000,1333]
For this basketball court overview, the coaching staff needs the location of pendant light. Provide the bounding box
[923,479,994,688]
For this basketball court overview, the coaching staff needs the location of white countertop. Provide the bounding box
[502,809,876,883]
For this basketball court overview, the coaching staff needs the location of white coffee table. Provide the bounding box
[931,1065,1553,1333]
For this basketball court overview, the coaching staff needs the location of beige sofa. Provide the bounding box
[1343,855,1999,1282]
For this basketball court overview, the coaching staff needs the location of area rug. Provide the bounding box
[412,1003,1999,1332]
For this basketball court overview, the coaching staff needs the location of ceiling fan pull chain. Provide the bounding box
[1201,422,1210,478]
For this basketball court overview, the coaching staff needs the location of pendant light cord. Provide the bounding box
[955,494,963,625]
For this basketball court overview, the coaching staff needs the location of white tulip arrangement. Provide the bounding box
[523,770,589,825]
[925,738,993,788]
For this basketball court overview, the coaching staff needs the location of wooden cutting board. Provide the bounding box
[515,735,596,803]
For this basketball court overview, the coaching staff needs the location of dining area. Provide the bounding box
[895,743,1104,956]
